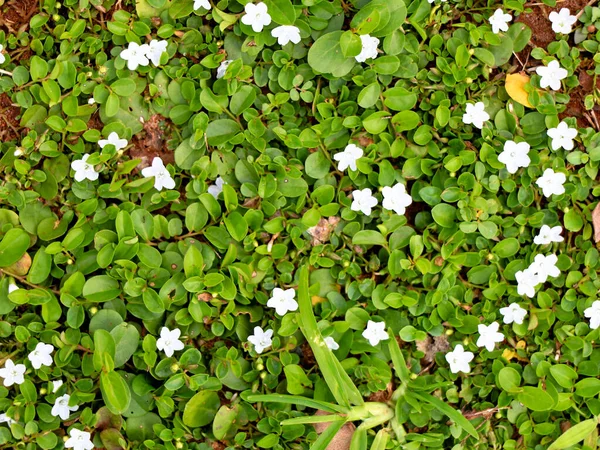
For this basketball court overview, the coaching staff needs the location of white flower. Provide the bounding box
[488,9,512,34]
[351,188,378,216]
[0,359,26,386]
[500,303,528,325]
[146,39,168,66]
[476,322,504,352]
[498,140,531,174]
[529,253,560,283]
[194,0,211,10]
[333,144,363,172]
[547,121,578,151]
[65,428,94,450]
[584,301,600,330]
[324,336,339,350]
[0,414,15,426]
[99,132,128,151]
[217,60,233,79]
[0,44,5,65]
[52,379,64,393]
[120,41,150,71]
[515,268,539,298]
[208,176,225,198]
[534,225,564,245]
[445,345,474,374]
[51,394,79,420]
[241,2,272,33]
[536,168,566,198]
[156,327,185,357]
[7,283,19,293]
[362,320,388,346]
[271,25,301,45]
[549,8,577,34]
[88,97,96,105]
[71,154,99,182]
[248,326,273,354]
[355,34,379,63]
[462,102,490,129]
[28,342,54,369]
[536,60,568,91]
[266,287,298,316]
[13,148,23,157]
[382,183,412,216]
[141,157,176,191]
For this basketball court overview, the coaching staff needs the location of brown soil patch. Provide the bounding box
[129,115,174,170]
[0,0,37,33]
[367,381,394,403]
[87,111,104,131]
[300,342,316,368]
[0,93,22,141]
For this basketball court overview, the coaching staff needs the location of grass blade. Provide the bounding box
[246,394,348,414]
[548,418,598,450]
[370,429,389,450]
[412,392,478,439]
[387,328,410,384]
[309,419,346,450]
[281,414,346,426]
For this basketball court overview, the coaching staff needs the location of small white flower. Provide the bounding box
[7,283,19,293]
[547,121,577,151]
[476,322,504,352]
[362,320,388,346]
[248,326,273,354]
[28,342,54,370]
[271,25,301,45]
[120,41,150,71]
[141,157,176,191]
[355,34,379,63]
[65,428,94,450]
[156,327,185,357]
[333,144,363,172]
[51,394,79,421]
[88,97,96,105]
[0,359,26,386]
[208,176,225,198]
[217,60,233,79]
[584,301,600,330]
[549,8,577,34]
[52,379,64,393]
[194,0,211,10]
[382,183,412,216]
[500,303,528,325]
[324,336,339,350]
[71,154,99,182]
[488,9,512,34]
[515,268,539,298]
[351,188,378,216]
[267,287,298,316]
[536,60,568,91]
[534,225,564,245]
[241,2,272,33]
[536,168,566,198]
[0,44,5,65]
[498,140,531,174]
[98,132,128,151]
[445,345,474,374]
[13,148,23,157]
[529,254,560,283]
[0,414,15,426]
[146,39,168,66]
[462,102,490,129]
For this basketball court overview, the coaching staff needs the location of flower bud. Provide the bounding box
[256,363,264,371]
[171,363,180,372]
[445,329,454,336]
[462,338,469,346]
[40,388,47,395]
[260,371,267,379]
[175,443,183,449]
[90,307,98,315]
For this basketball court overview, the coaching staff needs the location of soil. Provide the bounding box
[0,93,22,141]
[87,111,104,131]
[367,381,395,403]
[129,115,174,170]
[300,342,316,368]
[0,0,37,33]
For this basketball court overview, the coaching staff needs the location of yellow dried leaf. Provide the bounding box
[505,73,533,108]
[502,348,516,361]
[516,340,526,349]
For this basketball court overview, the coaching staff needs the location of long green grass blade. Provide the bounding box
[370,429,389,450]
[246,394,348,414]
[412,392,478,439]
[281,414,346,426]
[349,428,367,450]
[387,328,410,384]
[548,418,598,450]
[309,419,346,450]
[297,265,364,407]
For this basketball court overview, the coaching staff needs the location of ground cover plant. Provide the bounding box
[2,0,600,448]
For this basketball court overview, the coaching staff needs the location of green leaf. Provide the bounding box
[549,364,578,389]
[497,367,521,392]
[412,392,478,438]
[308,31,355,77]
[100,371,131,415]
[206,119,240,146]
[0,229,30,267]
[517,387,555,411]
[264,0,295,25]
[492,238,520,258]
[548,418,598,450]
[305,152,331,179]
[183,391,221,427]
[432,204,457,228]
[352,230,387,246]
[213,405,238,440]
[82,276,121,302]
[111,323,140,368]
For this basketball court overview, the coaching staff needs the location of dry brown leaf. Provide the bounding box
[7,252,31,276]
[593,202,600,242]
[505,73,533,108]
